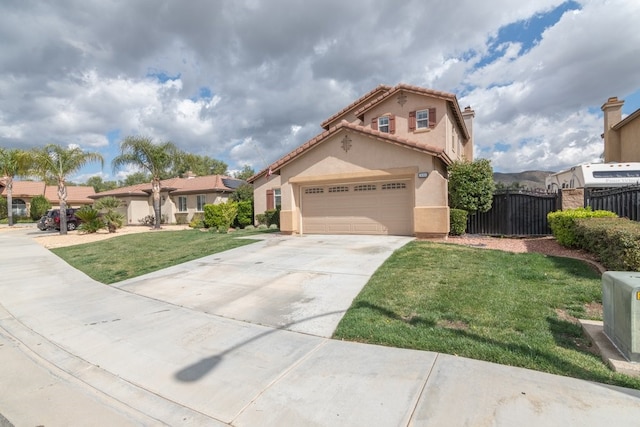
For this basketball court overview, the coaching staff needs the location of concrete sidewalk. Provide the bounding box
[1,228,640,426]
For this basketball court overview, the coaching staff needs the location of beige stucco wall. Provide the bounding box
[170,192,229,223]
[253,174,282,220]
[620,118,640,162]
[263,129,449,236]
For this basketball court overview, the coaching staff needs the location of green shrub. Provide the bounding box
[175,212,189,225]
[30,195,51,220]
[76,206,104,234]
[204,201,238,232]
[547,207,617,247]
[255,213,266,225]
[265,208,280,228]
[189,212,205,228]
[0,196,7,220]
[574,217,640,271]
[236,200,253,228]
[449,209,468,236]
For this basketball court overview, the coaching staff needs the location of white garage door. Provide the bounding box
[301,180,412,235]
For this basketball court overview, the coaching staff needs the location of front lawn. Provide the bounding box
[333,241,640,390]
[51,229,262,284]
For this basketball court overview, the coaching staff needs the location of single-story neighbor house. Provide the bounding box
[248,83,475,237]
[602,96,640,163]
[90,173,244,225]
[0,178,95,217]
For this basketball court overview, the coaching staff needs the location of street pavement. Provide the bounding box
[1,226,640,426]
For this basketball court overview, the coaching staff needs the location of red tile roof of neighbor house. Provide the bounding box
[249,120,451,182]
[91,175,239,198]
[0,180,96,204]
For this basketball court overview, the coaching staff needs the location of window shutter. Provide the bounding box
[266,189,274,210]
[371,117,378,131]
[429,108,436,128]
[389,115,396,134]
[408,111,416,131]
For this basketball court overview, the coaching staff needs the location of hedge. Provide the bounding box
[574,217,640,271]
[449,209,468,236]
[547,207,617,248]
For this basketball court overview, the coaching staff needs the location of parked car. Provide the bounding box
[37,213,49,230]
[42,208,82,231]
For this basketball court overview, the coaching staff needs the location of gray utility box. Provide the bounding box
[602,271,640,363]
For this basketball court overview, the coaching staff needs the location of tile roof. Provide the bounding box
[320,84,393,130]
[249,120,451,182]
[0,180,95,204]
[91,174,239,198]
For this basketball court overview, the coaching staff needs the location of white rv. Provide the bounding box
[546,163,640,190]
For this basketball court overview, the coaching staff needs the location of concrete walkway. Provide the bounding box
[1,228,640,426]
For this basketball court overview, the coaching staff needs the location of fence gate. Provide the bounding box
[466,190,560,236]
[585,185,640,221]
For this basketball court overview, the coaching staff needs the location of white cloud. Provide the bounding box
[0,0,638,179]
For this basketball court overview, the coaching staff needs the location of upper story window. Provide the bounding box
[416,110,429,129]
[409,108,436,131]
[372,115,395,134]
[196,195,206,211]
[378,116,390,133]
[178,196,187,212]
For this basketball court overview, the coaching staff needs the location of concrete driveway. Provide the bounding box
[114,233,413,337]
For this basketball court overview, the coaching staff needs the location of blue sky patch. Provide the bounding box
[477,1,581,69]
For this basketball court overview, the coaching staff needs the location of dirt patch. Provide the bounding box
[31,225,191,249]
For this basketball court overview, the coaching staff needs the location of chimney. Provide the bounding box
[601,96,624,163]
[461,106,475,161]
[182,170,196,179]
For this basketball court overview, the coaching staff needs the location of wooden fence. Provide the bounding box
[466,190,561,236]
[585,185,640,221]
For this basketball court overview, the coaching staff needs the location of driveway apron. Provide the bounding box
[113,233,412,337]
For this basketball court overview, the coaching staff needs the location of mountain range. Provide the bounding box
[493,170,556,190]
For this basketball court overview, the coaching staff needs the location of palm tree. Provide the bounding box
[30,144,103,235]
[0,148,31,226]
[112,137,178,229]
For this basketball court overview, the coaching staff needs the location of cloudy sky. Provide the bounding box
[1,0,639,182]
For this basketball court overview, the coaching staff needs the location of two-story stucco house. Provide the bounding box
[249,83,475,238]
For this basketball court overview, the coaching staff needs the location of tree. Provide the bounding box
[0,148,31,226]
[86,175,118,193]
[29,195,51,220]
[30,144,104,234]
[447,159,495,213]
[233,165,255,181]
[120,171,150,187]
[112,136,178,229]
[171,153,228,177]
[95,196,125,233]
[229,182,253,202]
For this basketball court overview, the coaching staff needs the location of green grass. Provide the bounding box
[333,241,640,390]
[51,229,263,284]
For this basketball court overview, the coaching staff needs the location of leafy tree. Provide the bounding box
[447,159,495,213]
[29,195,51,220]
[171,153,228,177]
[233,165,255,181]
[0,148,31,226]
[30,144,104,234]
[120,171,150,187]
[229,182,254,202]
[86,176,118,193]
[112,136,178,229]
[0,196,7,219]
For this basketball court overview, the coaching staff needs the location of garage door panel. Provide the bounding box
[302,180,412,236]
